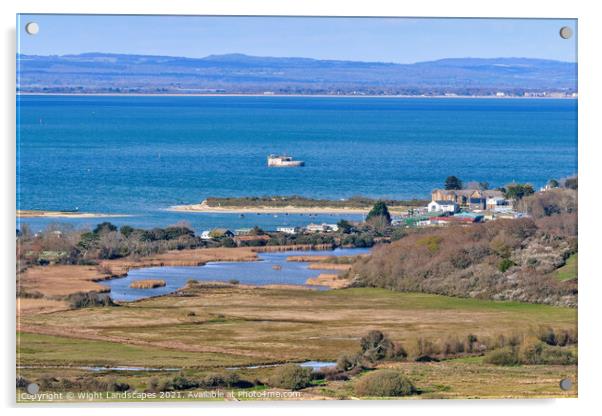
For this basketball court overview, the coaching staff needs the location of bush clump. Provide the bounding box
[67,291,115,309]
[354,370,417,397]
[520,339,577,365]
[267,364,313,390]
[360,330,407,362]
[484,348,521,366]
[16,376,30,389]
[148,371,248,392]
[37,376,129,392]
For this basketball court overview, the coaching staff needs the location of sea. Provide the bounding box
[16,95,577,233]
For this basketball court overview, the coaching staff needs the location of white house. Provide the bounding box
[306,223,339,233]
[277,226,300,235]
[200,230,212,240]
[428,200,459,213]
[486,197,512,212]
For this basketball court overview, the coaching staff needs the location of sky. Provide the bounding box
[17,15,577,64]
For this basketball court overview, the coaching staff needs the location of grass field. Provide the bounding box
[556,254,578,281]
[17,285,577,401]
[19,287,576,364]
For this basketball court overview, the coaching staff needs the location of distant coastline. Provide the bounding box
[16,92,577,99]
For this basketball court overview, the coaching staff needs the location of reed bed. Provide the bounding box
[130,279,166,289]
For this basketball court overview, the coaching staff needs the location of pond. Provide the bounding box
[102,248,370,302]
[228,361,337,372]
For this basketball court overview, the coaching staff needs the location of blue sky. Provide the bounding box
[17,15,577,63]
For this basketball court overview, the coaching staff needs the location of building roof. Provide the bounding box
[211,228,233,235]
[431,200,457,205]
[432,189,504,198]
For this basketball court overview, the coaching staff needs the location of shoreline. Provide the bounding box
[17,210,132,219]
[17,92,577,99]
[169,203,373,215]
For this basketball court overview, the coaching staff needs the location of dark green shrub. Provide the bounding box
[16,376,30,388]
[536,327,558,346]
[354,370,417,397]
[498,258,515,272]
[267,364,312,390]
[366,201,392,225]
[220,238,236,248]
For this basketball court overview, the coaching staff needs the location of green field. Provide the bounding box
[556,254,578,281]
[17,286,577,401]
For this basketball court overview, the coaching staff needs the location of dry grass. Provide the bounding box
[287,255,333,262]
[306,274,349,289]
[17,298,70,317]
[130,279,166,289]
[20,286,576,365]
[18,286,577,401]
[17,248,260,299]
[18,265,111,297]
[102,247,259,276]
[253,244,334,252]
[308,263,352,271]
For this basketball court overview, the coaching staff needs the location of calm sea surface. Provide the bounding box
[17,95,577,231]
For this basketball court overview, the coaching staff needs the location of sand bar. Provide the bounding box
[18,210,132,219]
[169,202,408,215]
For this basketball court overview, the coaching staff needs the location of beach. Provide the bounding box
[169,202,407,215]
[17,210,131,219]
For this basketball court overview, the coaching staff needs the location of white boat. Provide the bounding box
[267,154,305,167]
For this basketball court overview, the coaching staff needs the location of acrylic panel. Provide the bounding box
[16,15,578,403]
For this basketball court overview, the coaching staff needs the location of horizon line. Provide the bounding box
[16,51,577,66]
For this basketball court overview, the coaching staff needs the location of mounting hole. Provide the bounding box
[559,26,572,40]
[26,383,39,394]
[559,378,573,391]
[25,22,39,35]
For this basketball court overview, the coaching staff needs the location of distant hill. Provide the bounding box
[16,53,577,96]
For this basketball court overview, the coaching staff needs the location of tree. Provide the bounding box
[119,225,135,238]
[93,222,117,235]
[444,176,463,190]
[248,226,265,236]
[360,330,398,362]
[337,219,354,234]
[366,201,391,225]
[548,179,559,188]
[504,184,535,200]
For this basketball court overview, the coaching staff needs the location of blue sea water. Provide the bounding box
[17,95,577,232]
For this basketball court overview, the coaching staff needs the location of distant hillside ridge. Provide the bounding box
[17,53,577,96]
